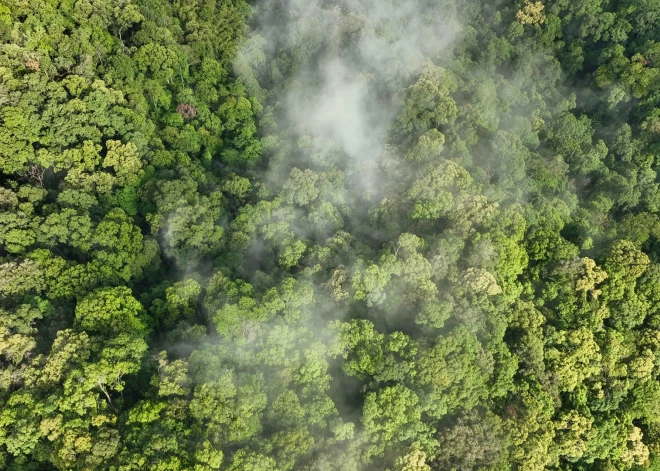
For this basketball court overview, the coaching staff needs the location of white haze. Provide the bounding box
[244,0,461,193]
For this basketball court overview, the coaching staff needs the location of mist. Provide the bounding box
[243,0,459,189]
[4,0,657,469]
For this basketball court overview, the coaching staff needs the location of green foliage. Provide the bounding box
[3,0,660,469]
[74,287,148,336]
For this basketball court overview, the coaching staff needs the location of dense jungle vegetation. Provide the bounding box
[2,0,660,469]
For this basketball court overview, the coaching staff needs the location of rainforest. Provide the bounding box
[2,0,660,469]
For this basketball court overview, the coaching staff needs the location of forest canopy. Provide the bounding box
[2,0,660,469]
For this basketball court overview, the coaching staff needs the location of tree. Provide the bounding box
[150,279,201,327]
[389,442,431,471]
[102,140,143,186]
[546,112,607,174]
[329,320,417,383]
[146,178,225,266]
[282,168,320,206]
[226,449,279,471]
[74,287,148,337]
[394,66,458,143]
[434,408,508,470]
[0,260,45,299]
[460,267,502,296]
[516,1,546,26]
[404,160,473,221]
[415,326,493,418]
[362,384,430,458]
[90,208,150,284]
[545,327,601,392]
[189,371,267,445]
